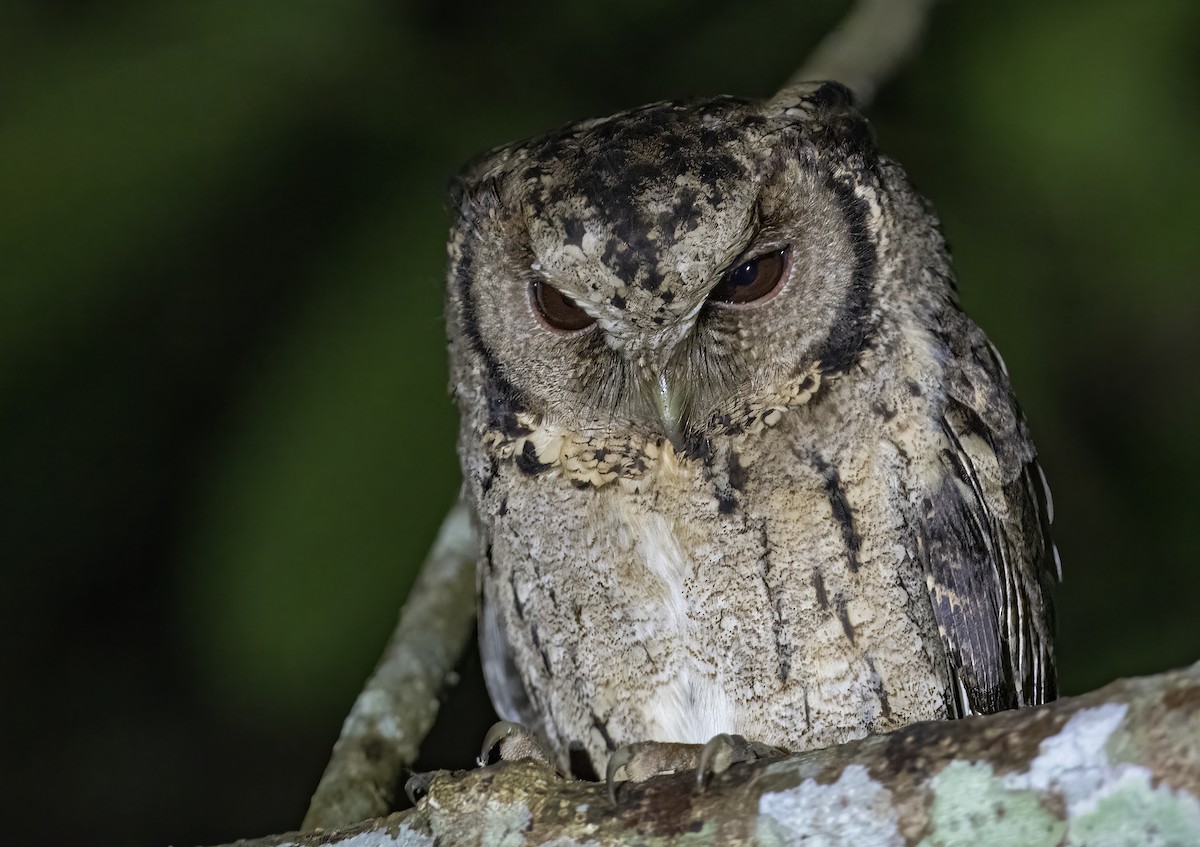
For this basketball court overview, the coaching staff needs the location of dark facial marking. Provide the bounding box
[451,200,496,369]
[453,223,533,438]
[814,174,878,376]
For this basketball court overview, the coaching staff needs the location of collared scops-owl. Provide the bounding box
[445,82,1059,778]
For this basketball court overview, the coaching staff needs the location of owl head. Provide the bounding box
[446,82,949,468]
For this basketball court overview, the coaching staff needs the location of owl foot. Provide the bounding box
[695,733,783,791]
[403,769,440,806]
[605,734,783,805]
[477,720,556,770]
[605,741,701,804]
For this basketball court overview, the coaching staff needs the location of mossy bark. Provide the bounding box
[223,662,1200,847]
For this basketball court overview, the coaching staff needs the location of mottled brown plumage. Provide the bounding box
[446,82,1058,777]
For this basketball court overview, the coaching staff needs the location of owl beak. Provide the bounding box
[650,371,688,452]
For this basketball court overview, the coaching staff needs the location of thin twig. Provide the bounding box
[780,0,944,106]
[301,499,478,831]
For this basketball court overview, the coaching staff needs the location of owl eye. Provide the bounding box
[531,280,597,333]
[709,248,790,306]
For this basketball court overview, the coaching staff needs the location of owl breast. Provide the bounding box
[476,360,953,773]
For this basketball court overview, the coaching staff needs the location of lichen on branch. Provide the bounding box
[228,663,1199,847]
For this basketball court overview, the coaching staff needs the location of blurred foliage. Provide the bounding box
[2,1,1198,845]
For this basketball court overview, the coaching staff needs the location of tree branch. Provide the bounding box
[780,0,944,106]
[223,663,1200,846]
[300,499,478,831]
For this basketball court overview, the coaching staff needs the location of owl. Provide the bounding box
[445,82,1058,779]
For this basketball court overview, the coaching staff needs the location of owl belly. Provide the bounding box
[482,434,951,771]
[613,506,737,744]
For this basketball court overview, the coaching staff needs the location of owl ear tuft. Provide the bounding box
[770,81,876,163]
[446,173,473,212]
[769,81,856,112]
[806,81,859,111]
[448,141,524,213]
[447,175,506,228]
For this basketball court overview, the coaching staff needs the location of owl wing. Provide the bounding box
[918,310,1059,716]
[478,574,542,729]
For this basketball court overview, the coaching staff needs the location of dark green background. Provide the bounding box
[4,2,1198,844]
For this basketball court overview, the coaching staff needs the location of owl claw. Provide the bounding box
[605,745,634,806]
[695,733,736,791]
[607,742,690,805]
[604,736,783,805]
[477,720,556,770]
[478,720,525,767]
[604,741,704,805]
[695,733,783,792]
[403,769,438,806]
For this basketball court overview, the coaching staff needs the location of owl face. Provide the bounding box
[448,86,883,456]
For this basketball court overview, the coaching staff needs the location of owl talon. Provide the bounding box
[695,733,736,791]
[605,741,706,805]
[478,720,524,767]
[695,733,783,792]
[403,769,439,806]
[477,720,556,770]
[605,745,634,806]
